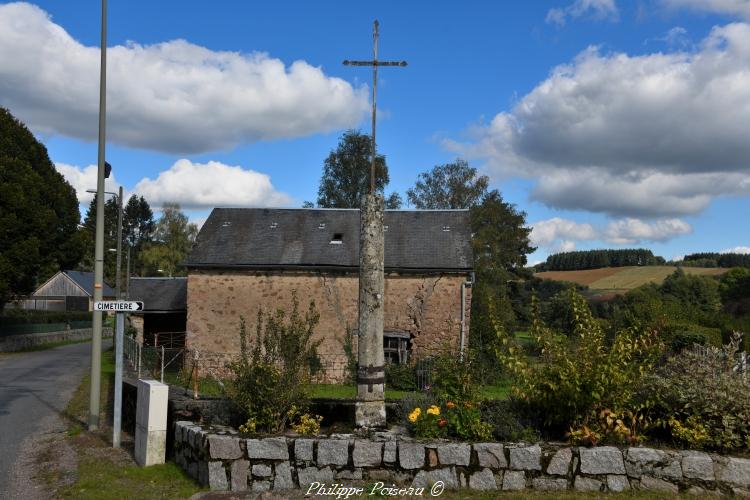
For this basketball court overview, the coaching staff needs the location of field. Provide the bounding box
[535,266,727,297]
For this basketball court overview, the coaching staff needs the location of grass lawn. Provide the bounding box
[309,382,511,401]
[56,348,204,499]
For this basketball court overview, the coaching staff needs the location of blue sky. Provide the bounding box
[1,0,749,264]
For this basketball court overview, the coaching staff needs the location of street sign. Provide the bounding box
[94,301,144,312]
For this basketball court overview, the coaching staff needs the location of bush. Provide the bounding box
[224,295,322,434]
[480,399,540,442]
[493,290,663,436]
[385,363,417,391]
[407,401,492,441]
[637,332,750,451]
[428,351,481,403]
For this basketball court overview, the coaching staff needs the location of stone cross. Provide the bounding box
[344,20,406,428]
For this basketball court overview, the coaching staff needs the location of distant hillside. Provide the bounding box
[535,266,727,298]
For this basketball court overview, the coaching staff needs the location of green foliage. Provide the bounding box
[141,203,198,277]
[315,130,400,208]
[637,332,750,451]
[385,362,417,391]
[406,159,489,209]
[290,411,323,435]
[224,295,322,434]
[428,352,481,403]
[480,399,540,441]
[720,267,750,302]
[493,289,663,431]
[408,402,492,441]
[541,248,661,271]
[0,107,83,308]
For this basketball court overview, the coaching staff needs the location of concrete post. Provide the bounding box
[356,194,386,428]
[134,379,168,466]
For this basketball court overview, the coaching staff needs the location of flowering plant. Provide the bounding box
[408,401,491,440]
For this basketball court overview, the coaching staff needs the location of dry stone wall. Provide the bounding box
[173,421,750,495]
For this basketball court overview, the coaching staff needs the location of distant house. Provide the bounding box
[128,277,187,347]
[183,208,474,382]
[13,270,116,311]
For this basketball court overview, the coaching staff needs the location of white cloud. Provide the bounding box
[133,159,293,209]
[55,163,123,205]
[546,0,619,26]
[0,3,368,154]
[721,246,750,254]
[602,218,692,244]
[662,0,750,20]
[530,216,692,250]
[530,217,596,246]
[448,22,750,217]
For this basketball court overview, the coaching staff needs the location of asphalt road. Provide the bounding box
[0,340,111,498]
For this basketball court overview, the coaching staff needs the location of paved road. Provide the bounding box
[0,340,111,497]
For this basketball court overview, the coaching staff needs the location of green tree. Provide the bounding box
[315,130,401,208]
[77,193,120,284]
[0,107,83,307]
[123,194,155,276]
[406,159,489,209]
[141,203,197,277]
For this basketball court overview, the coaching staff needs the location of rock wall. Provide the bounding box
[173,421,750,495]
[0,327,113,352]
[186,270,472,381]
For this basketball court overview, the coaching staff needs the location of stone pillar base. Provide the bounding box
[355,400,386,428]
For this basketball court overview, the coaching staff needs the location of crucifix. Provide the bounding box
[344,20,407,193]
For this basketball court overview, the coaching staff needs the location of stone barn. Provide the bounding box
[184,208,473,382]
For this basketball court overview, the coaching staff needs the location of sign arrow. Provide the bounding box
[94,301,144,312]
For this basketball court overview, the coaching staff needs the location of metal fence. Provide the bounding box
[124,334,186,383]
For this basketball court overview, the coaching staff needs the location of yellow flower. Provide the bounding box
[426,405,440,416]
[408,408,422,423]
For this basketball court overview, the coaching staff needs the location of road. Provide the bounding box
[0,340,111,498]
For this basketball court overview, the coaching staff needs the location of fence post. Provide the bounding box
[161,345,165,383]
[192,350,199,400]
[137,342,142,379]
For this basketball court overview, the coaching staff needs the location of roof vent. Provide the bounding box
[318,223,326,229]
[384,225,389,232]
[330,233,343,245]
[270,222,278,229]
[221,221,231,228]
[442,225,451,232]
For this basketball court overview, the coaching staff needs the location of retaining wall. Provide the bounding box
[0,327,113,352]
[173,421,750,495]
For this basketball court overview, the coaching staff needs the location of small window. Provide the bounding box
[442,225,451,232]
[330,233,343,244]
[270,222,278,229]
[318,223,326,230]
[384,332,411,365]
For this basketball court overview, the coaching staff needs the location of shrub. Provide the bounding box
[428,351,481,403]
[224,295,322,434]
[407,401,492,441]
[637,332,750,451]
[492,290,663,435]
[385,362,417,391]
[480,399,540,442]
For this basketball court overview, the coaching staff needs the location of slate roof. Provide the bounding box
[185,208,473,272]
[128,278,187,312]
[64,270,116,298]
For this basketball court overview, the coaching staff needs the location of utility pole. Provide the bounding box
[344,20,406,428]
[89,0,107,432]
[113,185,124,448]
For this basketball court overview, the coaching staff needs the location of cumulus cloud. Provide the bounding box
[0,3,368,154]
[530,216,692,250]
[721,246,750,254]
[546,0,619,25]
[55,163,123,205]
[448,22,750,217]
[662,0,750,20]
[133,159,293,209]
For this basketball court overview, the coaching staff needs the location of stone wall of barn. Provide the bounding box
[185,270,472,381]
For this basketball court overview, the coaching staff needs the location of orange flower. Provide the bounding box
[464,402,473,409]
[437,419,448,427]
[446,401,455,409]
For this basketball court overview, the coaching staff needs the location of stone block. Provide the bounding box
[681,451,714,481]
[437,443,470,466]
[625,447,667,477]
[574,476,602,492]
[383,441,397,463]
[230,460,248,491]
[717,457,750,487]
[399,442,425,469]
[318,439,350,466]
[274,462,294,490]
[607,475,630,492]
[546,447,572,476]
[336,469,363,480]
[468,468,498,490]
[188,461,198,480]
[251,480,270,492]
[295,438,314,462]
[198,461,208,486]
[246,437,288,460]
[502,470,526,491]
[532,478,568,491]
[251,464,272,478]
[297,466,335,486]
[208,461,228,491]
[353,440,382,467]
[413,467,458,490]
[655,458,682,480]
[208,435,242,460]
[509,444,541,471]
[428,448,438,467]
[474,443,507,469]
[580,446,626,475]
[640,476,678,493]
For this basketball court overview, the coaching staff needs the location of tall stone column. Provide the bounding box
[356,193,386,428]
